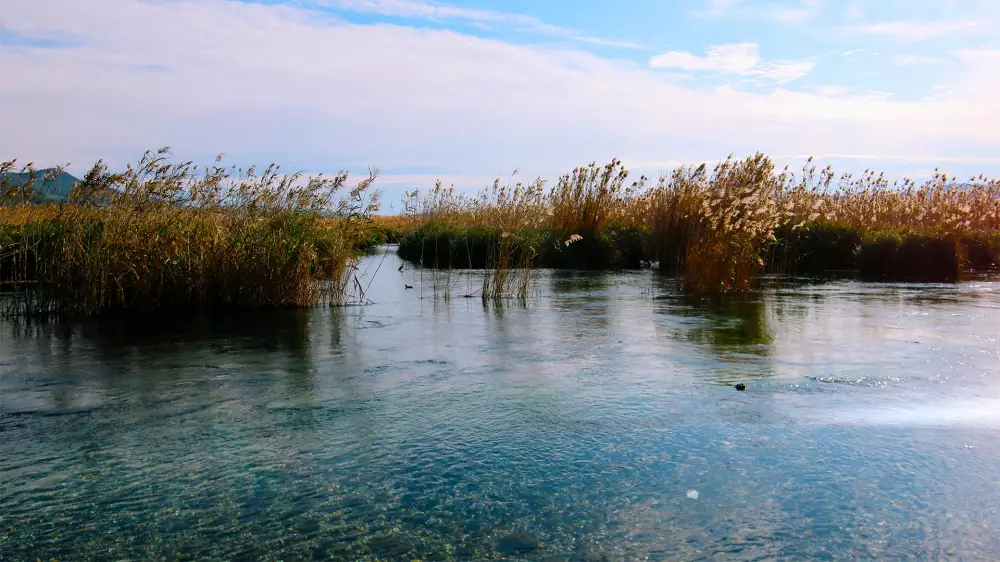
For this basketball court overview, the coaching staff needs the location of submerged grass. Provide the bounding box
[0,149,379,318]
[394,154,1000,293]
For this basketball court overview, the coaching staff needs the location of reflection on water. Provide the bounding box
[657,293,773,355]
[3,248,1000,560]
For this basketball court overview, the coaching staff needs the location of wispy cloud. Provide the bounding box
[844,20,987,42]
[953,48,1000,65]
[810,86,892,102]
[892,54,952,66]
[767,0,824,23]
[814,85,848,97]
[790,153,1000,165]
[311,0,642,48]
[649,42,815,82]
[700,0,743,18]
[696,0,824,23]
[3,0,1000,182]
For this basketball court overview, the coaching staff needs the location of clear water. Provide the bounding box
[3,248,1000,560]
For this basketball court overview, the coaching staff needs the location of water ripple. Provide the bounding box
[3,260,1000,559]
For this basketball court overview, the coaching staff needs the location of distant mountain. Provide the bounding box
[0,169,80,203]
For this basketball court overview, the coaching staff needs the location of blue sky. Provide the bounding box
[3,0,1000,209]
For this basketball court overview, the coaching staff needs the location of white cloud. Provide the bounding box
[892,54,952,66]
[793,154,1000,165]
[767,0,824,23]
[844,20,988,42]
[814,85,848,97]
[701,0,745,18]
[809,84,892,103]
[697,0,824,23]
[651,43,760,73]
[954,48,1000,67]
[756,60,816,82]
[844,4,863,21]
[312,0,642,47]
[1,0,1000,187]
[649,43,815,82]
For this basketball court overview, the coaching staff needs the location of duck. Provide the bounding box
[404,284,413,290]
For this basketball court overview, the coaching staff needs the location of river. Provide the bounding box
[3,247,1000,560]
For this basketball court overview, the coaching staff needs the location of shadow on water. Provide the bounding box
[5,307,320,354]
[0,309,355,423]
[548,271,615,337]
[480,298,540,369]
[650,288,776,386]
[548,269,612,294]
[84,308,314,352]
[655,292,773,352]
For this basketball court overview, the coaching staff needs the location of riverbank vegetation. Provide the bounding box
[5,150,997,312]
[393,154,1000,292]
[0,150,379,318]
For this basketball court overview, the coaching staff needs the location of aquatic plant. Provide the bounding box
[392,153,1000,291]
[644,154,788,292]
[0,149,379,318]
[396,175,547,300]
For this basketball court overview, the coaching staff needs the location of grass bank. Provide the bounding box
[0,150,379,318]
[390,155,1000,292]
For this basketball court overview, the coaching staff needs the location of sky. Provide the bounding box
[2,0,1000,209]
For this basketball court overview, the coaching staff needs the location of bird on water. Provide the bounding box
[405,285,413,289]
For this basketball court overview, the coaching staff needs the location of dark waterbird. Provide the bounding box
[405,284,413,289]
[397,264,404,272]
[735,383,746,391]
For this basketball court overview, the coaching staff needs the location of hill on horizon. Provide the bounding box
[0,168,80,203]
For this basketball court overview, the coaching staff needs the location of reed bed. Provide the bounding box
[0,149,379,318]
[368,214,414,244]
[394,177,546,299]
[395,154,1000,293]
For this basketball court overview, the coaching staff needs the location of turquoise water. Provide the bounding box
[3,248,1000,560]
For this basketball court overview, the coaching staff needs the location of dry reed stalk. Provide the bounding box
[0,149,379,317]
[367,154,1000,292]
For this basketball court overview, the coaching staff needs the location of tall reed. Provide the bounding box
[646,154,788,292]
[0,149,379,318]
[398,175,547,299]
[392,153,1000,292]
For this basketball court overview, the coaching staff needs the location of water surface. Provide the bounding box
[3,248,1000,560]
